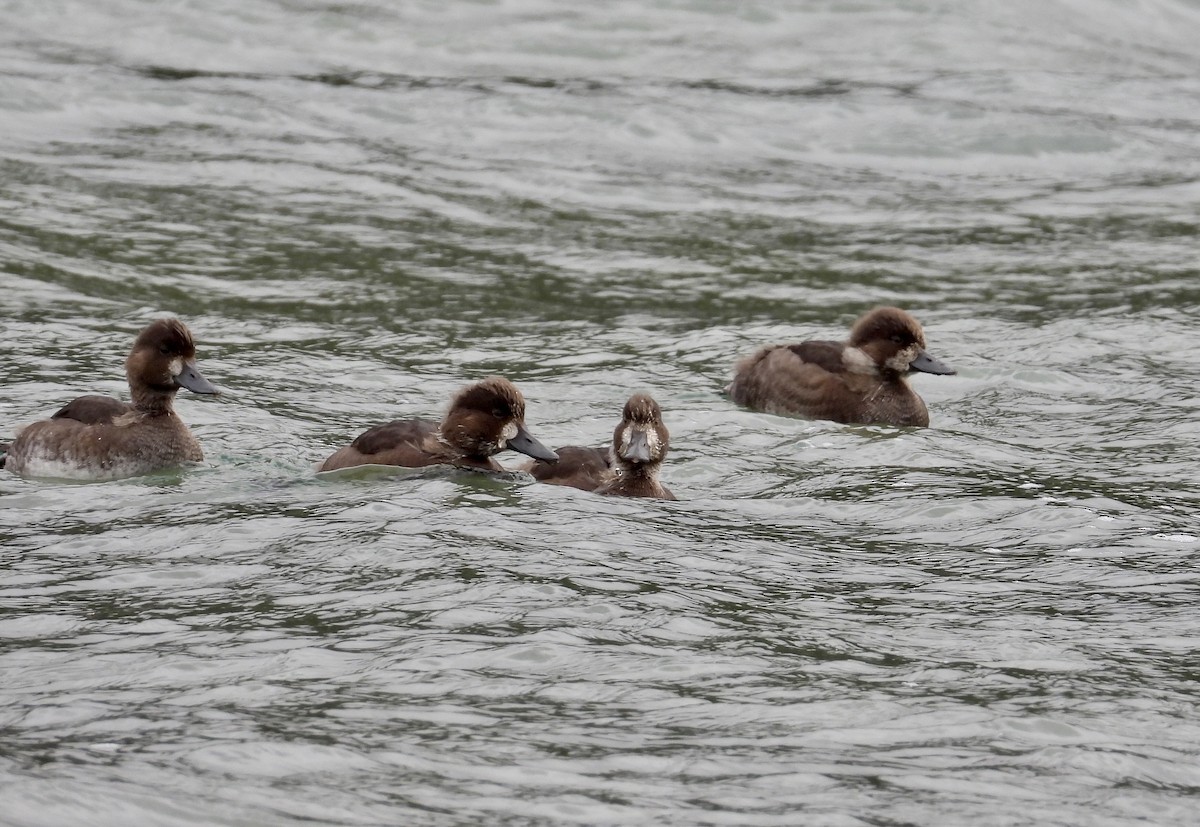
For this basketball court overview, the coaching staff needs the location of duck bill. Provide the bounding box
[619,427,652,463]
[507,423,558,463]
[910,350,955,376]
[176,360,220,394]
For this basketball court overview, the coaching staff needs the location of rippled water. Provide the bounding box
[3,1,1200,825]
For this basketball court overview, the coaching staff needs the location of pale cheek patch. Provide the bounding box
[499,421,518,447]
[621,426,660,458]
[886,345,921,373]
[619,426,633,454]
[168,357,183,377]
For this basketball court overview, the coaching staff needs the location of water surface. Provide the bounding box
[3,1,1200,825]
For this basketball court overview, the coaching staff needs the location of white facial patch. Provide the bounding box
[643,428,661,454]
[499,421,518,447]
[619,426,633,453]
[620,425,660,459]
[886,344,921,374]
[168,357,183,377]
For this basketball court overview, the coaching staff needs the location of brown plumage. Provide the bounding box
[319,376,558,473]
[524,393,675,500]
[4,318,220,480]
[726,306,955,427]
[525,445,612,491]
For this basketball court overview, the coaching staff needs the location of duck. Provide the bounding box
[318,376,558,473]
[725,306,954,427]
[524,393,675,500]
[3,318,220,480]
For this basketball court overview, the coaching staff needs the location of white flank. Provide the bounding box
[16,451,147,482]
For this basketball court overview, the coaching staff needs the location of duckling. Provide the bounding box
[726,306,954,427]
[4,318,219,480]
[525,393,675,500]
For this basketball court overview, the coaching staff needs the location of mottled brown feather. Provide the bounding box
[52,395,133,425]
[350,419,438,457]
[786,341,847,374]
[319,419,466,471]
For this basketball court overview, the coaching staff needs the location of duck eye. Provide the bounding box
[492,406,510,419]
[159,344,173,355]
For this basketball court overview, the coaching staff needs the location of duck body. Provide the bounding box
[726,306,954,427]
[319,377,557,473]
[320,418,496,472]
[526,445,612,491]
[4,318,219,481]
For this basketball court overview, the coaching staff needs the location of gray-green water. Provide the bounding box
[3,1,1200,825]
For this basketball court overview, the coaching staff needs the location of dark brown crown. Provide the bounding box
[132,318,197,358]
[848,306,926,349]
[449,377,526,422]
[621,393,663,425]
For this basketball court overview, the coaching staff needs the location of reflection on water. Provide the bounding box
[2,1,1200,825]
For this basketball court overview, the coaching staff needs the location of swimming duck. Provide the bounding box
[525,393,675,500]
[726,306,954,427]
[319,376,558,473]
[3,318,219,480]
